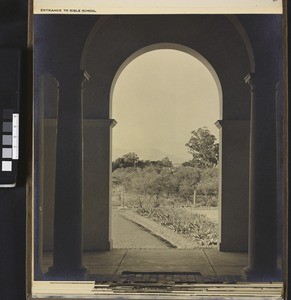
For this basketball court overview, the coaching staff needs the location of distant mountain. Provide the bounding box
[112,148,190,165]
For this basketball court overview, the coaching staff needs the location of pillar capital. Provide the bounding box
[80,70,90,86]
[42,72,60,88]
[215,119,250,129]
[52,69,90,87]
[245,72,280,92]
[244,73,256,92]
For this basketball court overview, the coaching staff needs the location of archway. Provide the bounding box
[110,45,221,250]
[80,15,252,253]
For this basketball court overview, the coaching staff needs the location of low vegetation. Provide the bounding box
[112,127,219,247]
[112,165,218,207]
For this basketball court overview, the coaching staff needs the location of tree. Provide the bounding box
[122,152,139,167]
[112,152,139,170]
[159,157,173,168]
[185,127,219,168]
[196,167,219,207]
[175,166,201,201]
[149,157,173,169]
[196,167,219,196]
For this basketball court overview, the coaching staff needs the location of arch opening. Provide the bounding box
[110,46,221,250]
[110,43,223,120]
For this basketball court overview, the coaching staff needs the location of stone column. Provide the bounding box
[42,74,59,252]
[83,119,116,251]
[275,82,284,273]
[47,70,90,280]
[243,73,279,281]
[215,120,250,252]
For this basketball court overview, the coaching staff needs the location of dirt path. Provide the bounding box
[112,209,170,249]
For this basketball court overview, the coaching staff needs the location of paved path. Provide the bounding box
[112,209,170,249]
[42,249,248,279]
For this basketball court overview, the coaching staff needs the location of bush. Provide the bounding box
[136,202,218,246]
[196,167,218,195]
[195,195,218,207]
[173,167,201,201]
[112,165,219,207]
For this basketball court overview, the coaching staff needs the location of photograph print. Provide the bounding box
[32,10,286,288]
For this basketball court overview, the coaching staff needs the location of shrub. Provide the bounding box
[136,203,218,246]
[196,167,218,195]
[112,165,219,207]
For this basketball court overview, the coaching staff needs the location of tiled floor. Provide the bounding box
[42,249,248,280]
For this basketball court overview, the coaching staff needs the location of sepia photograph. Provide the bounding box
[31,2,286,297]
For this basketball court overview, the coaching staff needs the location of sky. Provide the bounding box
[112,49,220,164]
